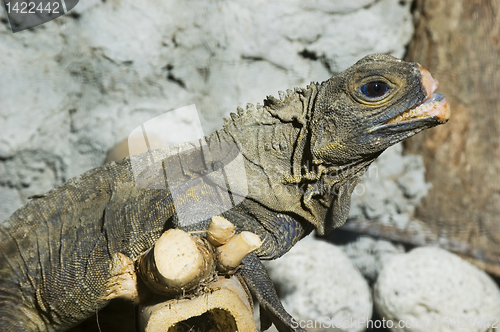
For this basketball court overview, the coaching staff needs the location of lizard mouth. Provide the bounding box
[384,92,450,125]
[383,64,450,126]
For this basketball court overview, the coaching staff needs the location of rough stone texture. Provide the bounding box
[331,142,431,283]
[340,235,405,282]
[329,143,428,284]
[374,247,500,332]
[349,143,431,227]
[264,237,372,332]
[0,0,414,222]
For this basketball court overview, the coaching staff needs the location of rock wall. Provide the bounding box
[0,0,415,221]
[6,3,499,332]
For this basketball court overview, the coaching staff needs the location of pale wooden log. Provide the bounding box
[136,229,216,295]
[207,216,236,246]
[138,275,257,332]
[216,231,262,271]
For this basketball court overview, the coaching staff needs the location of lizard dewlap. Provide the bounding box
[0,54,449,332]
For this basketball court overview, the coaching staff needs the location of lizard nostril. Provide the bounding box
[418,64,439,97]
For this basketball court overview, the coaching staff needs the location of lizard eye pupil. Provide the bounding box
[360,81,390,98]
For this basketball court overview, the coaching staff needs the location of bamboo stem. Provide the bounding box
[216,231,262,271]
[207,216,236,246]
[136,229,216,295]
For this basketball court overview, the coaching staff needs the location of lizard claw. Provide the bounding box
[239,253,306,332]
[259,305,273,331]
[259,305,306,332]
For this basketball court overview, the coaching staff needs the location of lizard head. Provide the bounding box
[302,54,450,234]
[310,53,450,166]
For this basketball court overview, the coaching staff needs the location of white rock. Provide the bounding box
[307,0,414,70]
[341,235,405,282]
[374,247,500,332]
[349,143,431,226]
[264,236,372,332]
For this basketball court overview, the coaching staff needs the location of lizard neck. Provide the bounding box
[204,83,377,235]
[206,83,321,180]
[204,83,360,234]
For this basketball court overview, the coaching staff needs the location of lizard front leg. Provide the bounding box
[240,253,305,332]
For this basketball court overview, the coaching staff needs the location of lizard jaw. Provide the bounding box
[384,65,450,125]
[384,93,450,125]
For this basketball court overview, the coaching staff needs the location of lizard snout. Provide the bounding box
[418,64,439,97]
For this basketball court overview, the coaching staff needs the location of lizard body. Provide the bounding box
[0,54,449,331]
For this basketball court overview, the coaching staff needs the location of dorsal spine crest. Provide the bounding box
[221,84,319,131]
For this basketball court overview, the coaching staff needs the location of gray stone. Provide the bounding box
[303,0,376,14]
[374,247,500,332]
[349,143,431,227]
[341,236,405,282]
[264,236,372,332]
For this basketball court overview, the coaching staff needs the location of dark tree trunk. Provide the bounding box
[404,0,500,274]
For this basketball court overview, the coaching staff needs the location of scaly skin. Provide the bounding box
[0,54,449,331]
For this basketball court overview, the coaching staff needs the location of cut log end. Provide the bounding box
[154,229,207,287]
[137,229,216,295]
[207,216,237,246]
[138,276,257,332]
[216,231,262,271]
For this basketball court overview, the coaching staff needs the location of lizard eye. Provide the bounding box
[360,81,390,99]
